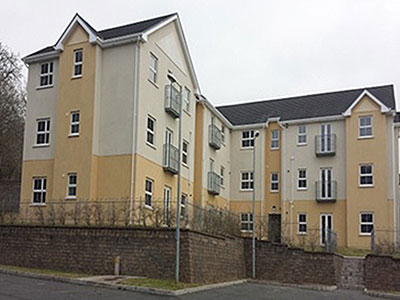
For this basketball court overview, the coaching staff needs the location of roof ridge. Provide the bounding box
[98,12,177,34]
[216,84,394,109]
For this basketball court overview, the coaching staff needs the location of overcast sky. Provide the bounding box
[2,0,400,107]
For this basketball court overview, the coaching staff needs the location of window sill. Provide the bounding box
[358,136,373,140]
[270,190,279,193]
[297,232,307,236]
[359,233,372,237]
[270,148,280,151]
[65,197,77,200]
[30,203,46,207]
[183,110,191,117]
[148,79,159,89]
[33,144,50,148]
[359,184,374,188]
[182,163,189,169]
[144,204,153,210]
[240,147,254,151]
[36,85,54,90]
[68,134,79,138]
[297,143,307,147]
[297,187,307,191]
[240,189,253,192]
[71,75,82,80]
[146,142,157,150]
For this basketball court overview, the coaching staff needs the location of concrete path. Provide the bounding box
[0,273,383,300]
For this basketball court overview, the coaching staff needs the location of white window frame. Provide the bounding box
[70,111,80,136]
[145,178,154,208]
[298,213,307,235]
[270,172,279,192]
[240,213,253,232]
[221,126,226,144]
[149,52,158,84]
[359,164,374,187]
[297,125,307,145]
[73,49,83,77]
[271,130,279,149]
[183,87,191,113]
[146,115,156,147]
[240,171,254,191]
[359,115,373,138]
[180,193,187,219]
[32,177,46,205]
[220,166,225,187]
[241,130,255,149]
[297,169,307,190]
[35,118,50,146]
[360,212,374,235]
[67,173,77,199]
[182,140,189,166]
[39,62,53,87]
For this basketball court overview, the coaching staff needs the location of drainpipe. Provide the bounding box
[129,38,141,224]
[392,122,398,247]
[290,156,294,244]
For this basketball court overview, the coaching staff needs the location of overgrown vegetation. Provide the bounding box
[0,264,89,278]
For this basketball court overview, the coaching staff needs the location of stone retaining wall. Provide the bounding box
[364,254,400,291]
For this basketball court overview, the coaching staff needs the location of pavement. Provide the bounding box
[0,273,385,300]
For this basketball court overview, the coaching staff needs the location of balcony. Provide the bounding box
[165,84,181,118]
[163,143,179,174]
[315,134,336,156]
[208,171,221,195]
[209,124,222,150]
[315,180,337,203]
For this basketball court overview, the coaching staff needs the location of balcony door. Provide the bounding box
[165,129,173,145]
[320,168,332,199]
[320,214,333,245]
[320,124,332,152]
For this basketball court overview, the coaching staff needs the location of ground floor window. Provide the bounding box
[145,178,153,207]
[67,173,77,199]
[298,213,307,234]
[240,213,253,231]
[360,212,374,235]
[33,177,46,204]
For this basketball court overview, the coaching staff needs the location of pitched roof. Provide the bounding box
[25,13,176,58]
[216,85,396,126]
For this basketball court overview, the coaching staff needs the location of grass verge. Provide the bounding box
[119,278,201,291]
[336,247,370,257]
[0,264,89,279]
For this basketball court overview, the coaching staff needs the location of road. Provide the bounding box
[0,273,380,300]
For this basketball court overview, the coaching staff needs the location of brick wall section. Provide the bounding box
[244,239,337,285]
[364,254,400,291]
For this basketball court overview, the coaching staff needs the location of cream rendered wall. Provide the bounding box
[23,59,59,161]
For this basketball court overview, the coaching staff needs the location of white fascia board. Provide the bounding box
[143,14,201,95]
[281,115,344,126]
[231,123,266,130]
[54,14,98,51]
[197,97,233,128]
[343,90,391,117]
[97,34,141,48]
[22,50,60,64]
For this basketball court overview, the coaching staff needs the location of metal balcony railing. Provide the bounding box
[208,171,221,195]
[209,124,222,150]
[165,84,181,118]
[315,180,337,203]
[315,134,336,156]
[163,144,179,174]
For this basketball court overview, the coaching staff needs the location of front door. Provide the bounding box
[320,168,332,199]
[268,214,281,243]
[320,124,332,152]
[320,214,333,245]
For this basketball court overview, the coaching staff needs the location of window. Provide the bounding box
[183,87,190,113]
[70,111,80,136]
[360,212,374,235]
[298,213,307,234]
[67,173,77,199]
[242,130,255,148]
[359,116,372,137]
[149,53,158,83]
[32,177,46,204]
[298,125,307,145]
[145,178,153,207]
[241,171,254,191]
[271,130,279,149]
[270,172,279,192]
[36,119,50,145]
[360,164,373,186]
[39,62,53,87]
[180,194,187,219]
[298,169,307,190]
[220,166,225,186]
[146,116,156,146]
[240,213,253,231]
[221,126,226,143]
[73,49,83,77]
[182,140,188,165]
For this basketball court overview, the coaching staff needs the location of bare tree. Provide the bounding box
[0,43,26,180]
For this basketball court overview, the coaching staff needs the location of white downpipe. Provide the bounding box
[392,123,398,247]
[129,40,141,224]
[289,156,294,244]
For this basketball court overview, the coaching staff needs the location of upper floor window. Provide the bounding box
[270,172,279,192]
[220,166,225,186]
[360,164,373,187]
[298,213,307,234]
[36,118,50,146]
[183,87,191,113]
[242,130,255,148]
[360,212,374,235]
[67,173,77,199]
[240,213,253,231]
[221,126,226,143]
[149,53,158,84]
[359,116,372,138]
[73,49,83,77]
[271,130,279,149]
[40,62,53,87]
[146,115,156,146]
[145,178,153,207]
[297,125,307,145]
[32,177,46,204]
[297,169,307,190]
[182,140,189,166]
[241,171,254,191]
[70,111,80,136]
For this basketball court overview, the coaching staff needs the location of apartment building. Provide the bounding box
[21,13,399,248]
